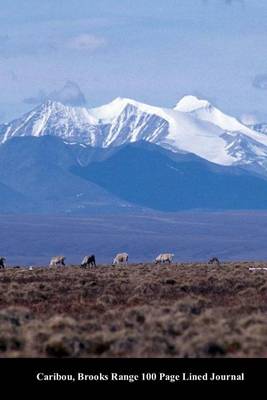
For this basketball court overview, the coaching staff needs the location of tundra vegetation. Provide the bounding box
[0,262,267,357]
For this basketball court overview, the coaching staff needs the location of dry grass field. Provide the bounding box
[0,263,267,358]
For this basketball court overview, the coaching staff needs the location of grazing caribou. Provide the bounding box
[49,256,66,268]
[208,257,221,267]
[81,255,96,268]
[155,253,174,264]
[0,257,6,269]
[112,253,128,266]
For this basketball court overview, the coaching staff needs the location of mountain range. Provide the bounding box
[1,95,267,213]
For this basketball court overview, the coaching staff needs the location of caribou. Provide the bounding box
[155,253,174,264]
[0,257,6,269]
[49,256,66,268]
[81,255,96,268]
[208,257,221,267]
[112,252,129,266]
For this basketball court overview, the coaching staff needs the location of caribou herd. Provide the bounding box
[0,253,223,269]
[0,253,175,269]
[0,253,224,270]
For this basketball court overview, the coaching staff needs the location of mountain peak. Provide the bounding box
[174,95,211,112]
[105,97,143,109]
[90,97,140,122]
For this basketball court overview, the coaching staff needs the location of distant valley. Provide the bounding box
[2,212,267,265]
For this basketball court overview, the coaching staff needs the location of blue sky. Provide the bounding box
[1,0,267,123]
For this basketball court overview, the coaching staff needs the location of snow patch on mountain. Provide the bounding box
[175,96,261,138]
[175,95,211,112]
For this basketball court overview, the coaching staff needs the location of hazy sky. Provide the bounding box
[1,0,267,122]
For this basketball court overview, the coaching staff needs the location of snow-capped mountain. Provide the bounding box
[2,95,267,174]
